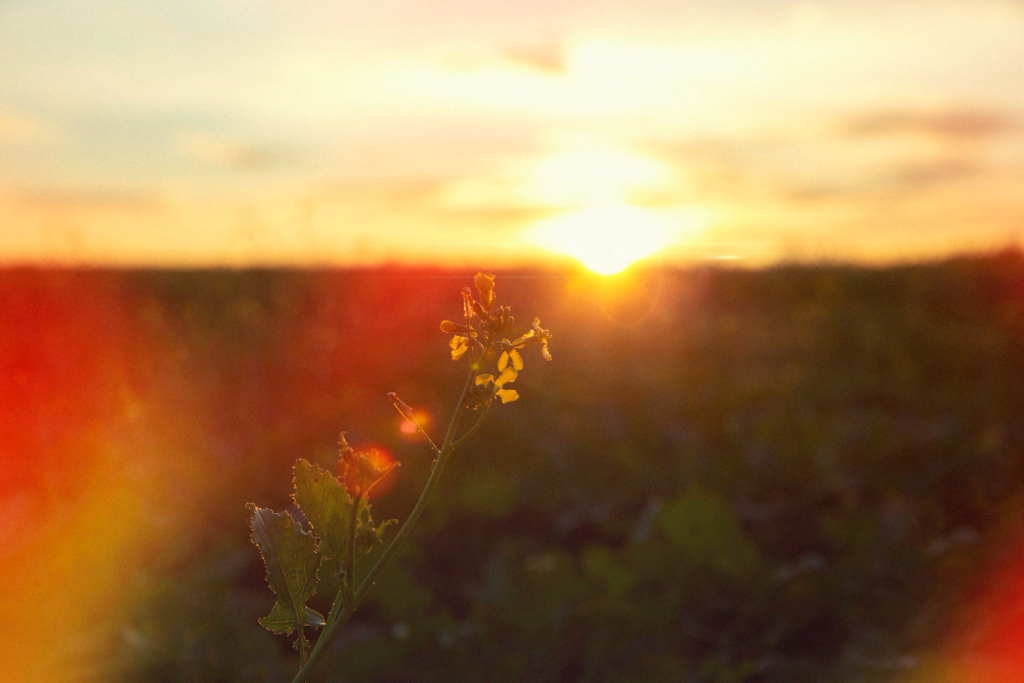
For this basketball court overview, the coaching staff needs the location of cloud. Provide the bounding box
[174,132,285,169]
[498,39,567,75]
[309,177,447,212]
[642,137,760,202]
[15,187,161,213]
[305,175,548,227]
[841,109,1019,141]
[892,158,984,187]
[297,175,551,257]
[783,156,998,204]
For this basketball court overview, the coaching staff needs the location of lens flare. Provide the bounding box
[397,408,432,441]
[340,444,398,499]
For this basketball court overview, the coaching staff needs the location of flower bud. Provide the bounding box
[474,272,496,310]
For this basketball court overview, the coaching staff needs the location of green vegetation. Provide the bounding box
[8,253,1024,681]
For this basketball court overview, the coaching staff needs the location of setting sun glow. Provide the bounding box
[523,147,673,206]
[521,145,697,274]
[528,204,684,275]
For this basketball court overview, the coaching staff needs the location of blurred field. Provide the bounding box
[5,255,1024,682]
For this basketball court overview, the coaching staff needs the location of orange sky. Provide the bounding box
[1,0,1023,268]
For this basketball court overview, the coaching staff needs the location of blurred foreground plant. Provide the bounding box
[247,272,552,682]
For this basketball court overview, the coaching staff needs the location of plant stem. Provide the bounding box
[321,585,344,639]
[345,494,361,609]
[290,367,477,683]
[453,403,489,451]
[354,367,474,603]
[411,416,440,454]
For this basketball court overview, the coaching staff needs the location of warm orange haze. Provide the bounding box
[11,262,1024,682]
[7,2,1024,683]
[1,0,1024,268]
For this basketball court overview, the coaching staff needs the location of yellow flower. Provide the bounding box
[442,274,551,407]
[505,318,552,362]
[474,366,519,404]
[474,272,496,310]
[531,318,552,361]
[498,348,523,373]
[449,334,469,360]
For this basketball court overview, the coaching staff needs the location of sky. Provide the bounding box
[1,0,1023,269]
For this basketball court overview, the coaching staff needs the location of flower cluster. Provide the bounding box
[440,272,552,408]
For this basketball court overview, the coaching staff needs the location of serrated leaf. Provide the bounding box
[354,504,397,555]
[293,459,352,560]
[375,518,398,540]
[247,504,322,636]
[259,603,326,635]
[293,458,353,586]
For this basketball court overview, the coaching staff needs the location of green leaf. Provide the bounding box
[247,504,322,636]
[292,458,353,586]
[259,603,325,635]
[354,505,396,555]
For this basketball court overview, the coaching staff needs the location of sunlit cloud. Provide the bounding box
[520,144,676,206]
[15,187,162,213]
[174,131,285,169]
[1,0,1023,264]
[841,108,1020,142]
[498,39,568,75]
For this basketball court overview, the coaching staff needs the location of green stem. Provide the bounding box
[410,416,440,454]
[354,367,474,604]
[345,494,362,608]
[321,585,344,641]
[290,367,478,683]
[453,403,489,451]
[319,493,363,637]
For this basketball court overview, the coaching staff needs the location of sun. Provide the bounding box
[518,143,708,273]
[527,204,683,275]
